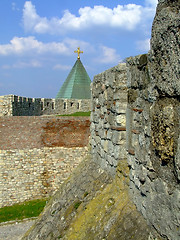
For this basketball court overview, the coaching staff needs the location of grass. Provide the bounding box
[74,200,82,210]
[58,111,91,117]
[0,198,48,223]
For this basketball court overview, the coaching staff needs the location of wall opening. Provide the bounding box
[52,102,55,110]
[41,102,44,110]
[77,102,80,109]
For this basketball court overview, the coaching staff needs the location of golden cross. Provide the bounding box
[74,47,83,59]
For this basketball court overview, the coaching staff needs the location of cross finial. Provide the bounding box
[74,47,83,59]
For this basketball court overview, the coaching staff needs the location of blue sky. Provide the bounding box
[0,0,158,98]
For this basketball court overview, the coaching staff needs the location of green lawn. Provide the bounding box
[0,199,48,223]
[58,111,91,117]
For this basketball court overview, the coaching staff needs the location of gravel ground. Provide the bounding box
[0,219,36,240]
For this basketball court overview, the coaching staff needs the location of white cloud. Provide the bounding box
[96,46,120,64]
[14,60,42,68]
[53,64,71,70]
[136,38,150,52]
[0,36,88,56]
[12,2,20,11]
[2,65,11,69]
[23,1,143,34]
[2,60,42,69]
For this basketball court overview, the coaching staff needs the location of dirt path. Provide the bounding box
[0,219,36,240]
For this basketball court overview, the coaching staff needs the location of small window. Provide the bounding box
[64,102,66,109]
[41,102,43,110]
[47,102,49,107]
[70,102,73,107]
[52,102,55,110]
[29,103,31,108]
[77,103,80,109]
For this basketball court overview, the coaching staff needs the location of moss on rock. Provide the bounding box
[22,156,155,240]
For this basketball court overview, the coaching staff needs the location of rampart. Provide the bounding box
[0,116,90,207]
[91,63,127,175]
[90,1,180,239]
[126,1,180,238]
[0,95,91,116]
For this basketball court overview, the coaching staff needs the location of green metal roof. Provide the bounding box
[56,59,91,99]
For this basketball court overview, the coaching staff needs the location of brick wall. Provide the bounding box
[0,116,90,149]
[0,116,90,207]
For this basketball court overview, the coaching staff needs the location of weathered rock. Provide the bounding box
[127,1,180,239]
[149,0,180,97]
[22,156,156,240]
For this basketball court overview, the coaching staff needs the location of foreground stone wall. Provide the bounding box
[91,63,127,175]
[90,1,179,239]
[126,1,180,239]
[0,95,91,116]
[0,116,90,207]
[0,146,88,207]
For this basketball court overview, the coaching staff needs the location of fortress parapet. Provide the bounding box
[0,95,91,116]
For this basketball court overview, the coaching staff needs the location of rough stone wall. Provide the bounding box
[91,63,127,175]
[0,146,88,207]
[0,116,90,207]
[126,1,180,239]
[0,95,13,116]
[0,95,91,116]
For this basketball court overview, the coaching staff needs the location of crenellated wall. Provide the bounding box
[0,95,91,116]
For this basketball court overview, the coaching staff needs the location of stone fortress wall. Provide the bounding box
[0,147,88,207]
[90,63,127,175]
[126,1,180,238]
[0,116,90,207]
[90,1,180,239]
[0,95,91,116]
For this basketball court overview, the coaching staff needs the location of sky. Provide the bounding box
[0,0,158,98]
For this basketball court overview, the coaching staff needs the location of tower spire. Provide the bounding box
[74,47,83,59]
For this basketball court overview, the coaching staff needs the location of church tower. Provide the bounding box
[56,47,91,99]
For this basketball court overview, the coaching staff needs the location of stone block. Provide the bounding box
[116,114,126,126]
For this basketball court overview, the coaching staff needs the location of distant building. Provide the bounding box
[56,47,91,100]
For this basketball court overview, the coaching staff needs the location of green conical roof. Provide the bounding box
[56,59,91,99]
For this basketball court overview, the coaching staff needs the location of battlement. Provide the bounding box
[0,95,91,116]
